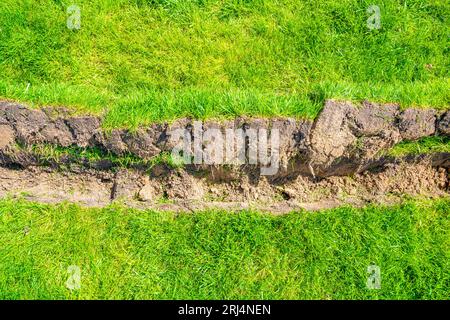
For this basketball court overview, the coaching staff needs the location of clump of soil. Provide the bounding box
[1,99,449,177]
[0,99,448,213]
[0,159,447,214]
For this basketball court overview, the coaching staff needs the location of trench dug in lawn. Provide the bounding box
[0,99,449,213]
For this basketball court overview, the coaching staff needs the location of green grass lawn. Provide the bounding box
[0,0,448,128]
[386,136,450,157]
[384,136,450,157]
[0,197,448,299]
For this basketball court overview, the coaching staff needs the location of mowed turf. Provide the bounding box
[0,0,449,128]
[386,136,450,157]
[0,198,448,299]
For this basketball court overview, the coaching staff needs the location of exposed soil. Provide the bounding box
[0,99,448,213]
[0,159,447,213]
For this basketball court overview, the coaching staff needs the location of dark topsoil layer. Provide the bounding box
[0,99,449,212]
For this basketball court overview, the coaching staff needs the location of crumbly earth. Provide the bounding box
[0,99,448,213]
[1,99,449,176]
[0,159,447,214]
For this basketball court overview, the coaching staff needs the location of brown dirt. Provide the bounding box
[0,159,447,214]
[1,99,449,177]
[1,99,448,213]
